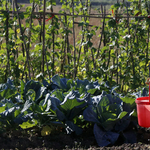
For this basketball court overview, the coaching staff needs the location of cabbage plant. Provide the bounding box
[83,91,135,146]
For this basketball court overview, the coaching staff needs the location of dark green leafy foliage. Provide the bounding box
[83,91,135,146]
[0,75,145,146]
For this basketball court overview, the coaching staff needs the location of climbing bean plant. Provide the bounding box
[0,0,150,93]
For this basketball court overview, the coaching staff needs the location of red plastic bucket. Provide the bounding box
[135,96,150,127]
[135,80,150,127]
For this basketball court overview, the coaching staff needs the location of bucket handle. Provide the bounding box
[149,82,150,103]
[145,78,150,103]
[145,62,150,103]
[149,62,150,103]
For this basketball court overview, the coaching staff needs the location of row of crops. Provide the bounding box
[0,0,150,147]
[0,74,148,146]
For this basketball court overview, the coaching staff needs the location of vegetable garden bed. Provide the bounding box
[0,1,150,148]
[0,74,149,149]
[0,125,150,149]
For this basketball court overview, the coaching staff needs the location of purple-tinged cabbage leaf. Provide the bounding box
[51,74,75,91]
[50,90,90,135]
[24,80,47,103]
[0,78,17,101]
[83,91,135,146]
[94,124,119,146]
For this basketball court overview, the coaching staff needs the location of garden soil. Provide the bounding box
[0,125,150,150]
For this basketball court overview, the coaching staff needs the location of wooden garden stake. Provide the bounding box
[14,0,31,80]
[72,0,77,79]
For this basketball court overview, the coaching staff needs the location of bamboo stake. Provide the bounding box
[6,1,11,78]
[38,3,42,72]
[103,6,106,47]
[61,14,66,77]
[146,25,150,72]
[51,2,55,77]
[12,0,18,60]
[60,43,64,73]
[116,6,119,85]
[72,0,76,79]
[145,1,149,71]
[126,2,135,86]
[28,2,36,79]
[42,0,46,75]
[83,0,91,77]
[88,3,96,70]
[63,13,68,77]
[14,0,31,80]
[65,13,71,70]
[77,0,84,76]
[96,5,105,59]
[60,12,67,77]
[42,0,51,81]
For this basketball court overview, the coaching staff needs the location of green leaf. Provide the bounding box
[108,19,116,28]
[24,80,46,102]
[87,88,97,95]
[114,3,120,9]
[19,13,24,19]
[118,111,128,119]
[26,89,36,101]
[0,87,16,99]
[21,100,33,113]
[51,89,64,102]
[100,118,117,131]
[0,81,17,100]
[0,105,7,113]
[16,54,25,62]
[20,80,25,99]
[19,119,38,129]
[121,97,135,106]
[61,90,84,111]
[78,22,84,27]
[14,109,21,118]
[51,74,68,91]
[121,96,136,112]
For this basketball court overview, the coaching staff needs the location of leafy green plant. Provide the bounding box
[0,74,139,146]
[0,0,150,146]
[0,0,150,94]
[83,91,135,146]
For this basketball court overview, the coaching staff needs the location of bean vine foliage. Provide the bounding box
[0,0,150,94]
